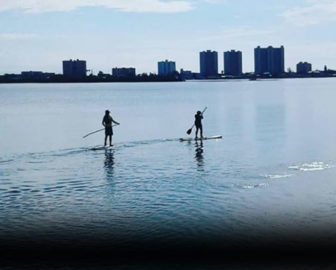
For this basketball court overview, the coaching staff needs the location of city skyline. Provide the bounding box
[1,0,336,74]
[0,44,330,78]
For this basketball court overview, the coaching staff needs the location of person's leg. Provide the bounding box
[109,135,112,146]
[200,125,203,138]
[104,135,107,146]
[195,127,199,139]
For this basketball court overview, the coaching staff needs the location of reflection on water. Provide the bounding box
[255,105,286,143]
[104,150,114,179]
[195,141,204,169]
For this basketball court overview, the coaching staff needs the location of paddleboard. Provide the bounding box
[179,135,222,142]
[90,145,113,151]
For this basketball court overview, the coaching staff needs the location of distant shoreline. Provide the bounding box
[0,74,335,84]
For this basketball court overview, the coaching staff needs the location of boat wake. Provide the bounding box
[288,161,334,172]
[262,161,335,182]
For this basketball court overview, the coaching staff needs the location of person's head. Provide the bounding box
[197,111,201,115]
[105,110,110,115]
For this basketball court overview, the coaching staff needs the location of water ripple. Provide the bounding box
[1,143,336,245]
[289,161,334,172]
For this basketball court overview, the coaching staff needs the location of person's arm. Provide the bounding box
[112,118,120,125]
[102,117,106,127]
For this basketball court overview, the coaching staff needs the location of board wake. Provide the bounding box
[179,135,222,142]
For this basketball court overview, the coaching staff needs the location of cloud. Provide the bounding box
[0,0,193,13]
[198,0,223,3]
[0,33,39,40]
[281,0,336,27]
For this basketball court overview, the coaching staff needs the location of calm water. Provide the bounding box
[1,79,336,262]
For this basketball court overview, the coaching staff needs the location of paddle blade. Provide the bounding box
[186,128,192,135]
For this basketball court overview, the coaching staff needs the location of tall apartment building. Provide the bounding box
[62,59,87,79]
[158,60,176,76]
[200,50,218,77]
[224,50,242,76]
[254,46,285,76]
[296,62,312,74]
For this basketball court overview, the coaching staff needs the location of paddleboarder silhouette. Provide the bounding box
[102,110,120,146]
[186,107,207,136]
[194,110,203,139]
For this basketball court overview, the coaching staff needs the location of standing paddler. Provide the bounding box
[194,110,203,139]
[102,110,120,146]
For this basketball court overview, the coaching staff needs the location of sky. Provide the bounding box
[0,0,335,74]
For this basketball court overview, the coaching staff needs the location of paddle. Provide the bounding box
[83,124,118,138]
[186,107,207,135]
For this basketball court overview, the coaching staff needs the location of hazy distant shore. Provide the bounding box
[0,73,335,84]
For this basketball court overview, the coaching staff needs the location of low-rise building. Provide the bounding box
[297,62,312,74]
[180,69,194,80]
[21,71,55,80]
[112,67,136,78]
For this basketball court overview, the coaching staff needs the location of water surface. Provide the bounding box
[1,79,336,261]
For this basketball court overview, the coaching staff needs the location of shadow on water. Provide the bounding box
[194,141,204,169]
[104,149,114,179]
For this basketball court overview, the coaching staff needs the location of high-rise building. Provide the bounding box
[254,46,285,76]
[112,67,136,77]
[224,50,242,76]
[158,60,176,76]
[200,50,218,77]
[62,59,87,79]
[296,62,312,74]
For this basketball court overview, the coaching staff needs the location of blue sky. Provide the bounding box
[0,0,335,74]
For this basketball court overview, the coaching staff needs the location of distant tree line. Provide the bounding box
[0,72,183,83]
[1,69,336,83]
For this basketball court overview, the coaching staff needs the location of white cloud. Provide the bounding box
[0,0,193,13]
[198,0,223,3]
[282,0,336,27]
[0,33,39,40]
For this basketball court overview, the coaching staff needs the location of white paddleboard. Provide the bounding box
[179,135,222,142]
[90,145,113,151]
